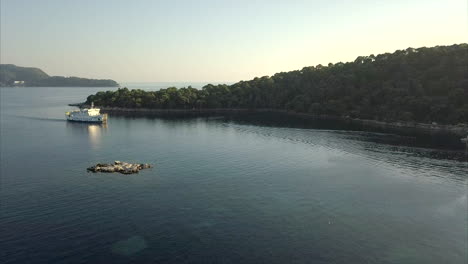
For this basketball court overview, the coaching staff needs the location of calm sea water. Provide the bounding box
[1,87,467,264]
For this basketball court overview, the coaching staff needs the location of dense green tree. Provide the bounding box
[86,44,468,124]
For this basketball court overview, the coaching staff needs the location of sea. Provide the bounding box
[0,86,467,264]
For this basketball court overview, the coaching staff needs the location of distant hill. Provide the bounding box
[0,64,49,83]
[0,64,118,87]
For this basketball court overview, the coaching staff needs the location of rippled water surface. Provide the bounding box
[1,87,467,264]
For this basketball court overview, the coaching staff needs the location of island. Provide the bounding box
[0,64,118,87]
[83,44,468,135]
[87,161,152,174]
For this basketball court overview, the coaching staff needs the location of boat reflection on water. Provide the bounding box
[66,121,108,150]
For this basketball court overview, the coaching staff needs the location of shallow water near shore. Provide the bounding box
[1,87,467,264]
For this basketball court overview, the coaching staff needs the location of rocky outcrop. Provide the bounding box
[87,161,152,174]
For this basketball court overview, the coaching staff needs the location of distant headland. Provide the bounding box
[0,64,118,87]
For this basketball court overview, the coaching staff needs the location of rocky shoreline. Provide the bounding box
[87,161,152,174]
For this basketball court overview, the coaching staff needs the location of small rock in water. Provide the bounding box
[87,161,152,174]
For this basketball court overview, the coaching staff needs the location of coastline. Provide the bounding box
[72,104,468,137]
[0,85,119,88]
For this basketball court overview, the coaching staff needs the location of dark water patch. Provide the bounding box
[104,110,467,151]
[111,236,148,256]
[222,112,467,150]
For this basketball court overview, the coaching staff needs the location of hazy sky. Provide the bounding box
[1,0,467,82]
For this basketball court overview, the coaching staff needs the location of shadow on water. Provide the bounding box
[107,111,468,153]
[223,113,468,163]
[223,112,466,149]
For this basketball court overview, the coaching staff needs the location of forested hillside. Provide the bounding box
[86,44,468,124]
[0,64,118,87]
[0,64,49,84]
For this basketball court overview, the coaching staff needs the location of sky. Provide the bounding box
[1,0,467,83]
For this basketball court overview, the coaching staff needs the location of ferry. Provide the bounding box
[66,102,108,123]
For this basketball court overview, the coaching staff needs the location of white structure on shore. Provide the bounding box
[66,102,108,123]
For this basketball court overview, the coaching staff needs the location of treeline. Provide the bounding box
[86,44,468,124]
[28,76,118,87]
[0,64,49,84]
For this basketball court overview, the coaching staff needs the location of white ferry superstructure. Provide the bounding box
[66,103,107,123]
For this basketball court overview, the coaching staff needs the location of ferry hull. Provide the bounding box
[66,118,105,123]
[65,104,108,123]
[65,113,108,123]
